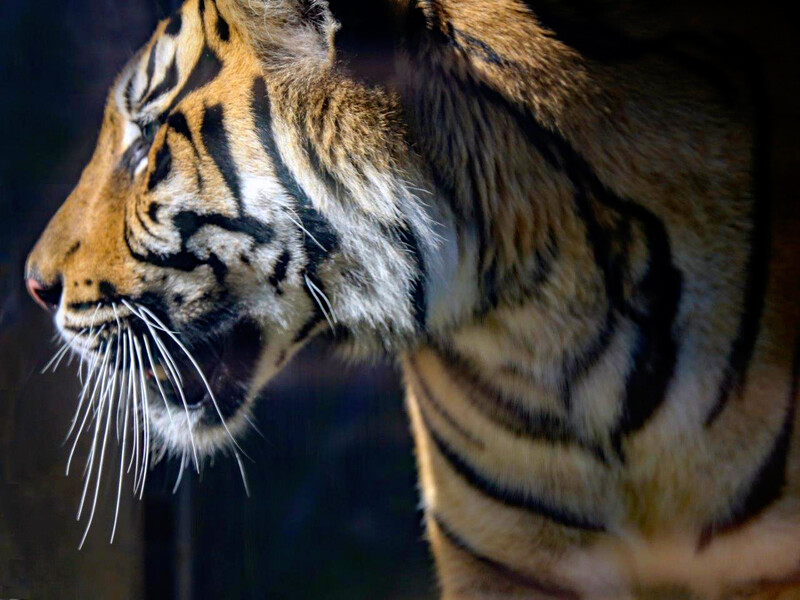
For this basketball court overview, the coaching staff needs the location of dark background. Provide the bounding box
[0,1,433,598]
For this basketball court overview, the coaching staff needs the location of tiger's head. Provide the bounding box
[25,0,468,460]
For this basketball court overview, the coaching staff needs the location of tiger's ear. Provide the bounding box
[217,0,339,72]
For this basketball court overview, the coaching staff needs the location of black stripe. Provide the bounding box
[63,323,96,334]
[158,45,222,122]
[125,231,225,285]
[124,76,135,115]
[65,241,81,259]
[124,205,273,281]
[172,210,273,246]
[304,138,340,199]
[67,300,103,312]
[408,356,484,448]
[125,225,205,274]
[560,311,617,411]
[268,249,291,292]
[296,199,339,277]
[609,201,682,439]
[142,55,179,107]
[422,407,606,531]
[215,12,230,42]
[250,76,340,330]
[165,11,182,36]
[699,337,799,549]
[432,515,580,599]
[437,347,610,464]
[200,104,243,208]
[147,141,172,190]
[167,111,204,189]
[98,281,117,299]
[451,28,514,68]
[251,78,339,260]
[139,41,158,104]
[167,111,194,146]
[435,50,683,441]
[206,252,227,283]
[133,204,164,241]
[294,309,324,344]
[147,202,161,224]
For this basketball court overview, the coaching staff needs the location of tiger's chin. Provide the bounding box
[143,317,266,458]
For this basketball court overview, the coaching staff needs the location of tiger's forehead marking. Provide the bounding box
[113,0,236,156]
[114,2,215,122]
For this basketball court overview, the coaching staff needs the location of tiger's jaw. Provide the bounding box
[142,316,265,449]
[56,299,280,459]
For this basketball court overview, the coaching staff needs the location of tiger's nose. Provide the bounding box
[26,276,63,313]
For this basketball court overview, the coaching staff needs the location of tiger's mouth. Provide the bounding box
[144,318,263,422]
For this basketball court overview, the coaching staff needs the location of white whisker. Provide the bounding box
[135,304,249,460]
[48,305,102,377]
[42,328,84,374]
[67,340,111,476]
[141,335,174,426]
[58,290,268,542]
[304,274,336,330]
[111,305,125,442]
[233,450,251,497]
[133,335,152,498]
[242,413,265,440]
[133,309,200,472]
[172,452,187,495]
[115,327,129,441]
[127,332,140,481]
[78,322,121,549]
[144,332,200,472]
[285,209,328,253]
[121,299,178,334]
[123,300,184,386]
[145,320,186,389]
[66,358,100,445]
[111,331,131,544]
[76,339,113,520]
[71,322,108,398]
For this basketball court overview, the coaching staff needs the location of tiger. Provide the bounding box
[24,0,800,597]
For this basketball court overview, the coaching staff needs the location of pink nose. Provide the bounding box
[26,277,62,313]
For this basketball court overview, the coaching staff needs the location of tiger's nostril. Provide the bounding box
[26,277,63,313]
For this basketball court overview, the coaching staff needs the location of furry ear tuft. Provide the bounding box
[217,0,338,73]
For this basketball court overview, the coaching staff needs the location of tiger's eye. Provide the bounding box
[141,121,159,144]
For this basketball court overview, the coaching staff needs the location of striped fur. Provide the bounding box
[25,0,800,597]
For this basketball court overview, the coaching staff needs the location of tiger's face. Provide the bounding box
[25,0,456,459]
